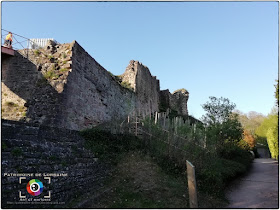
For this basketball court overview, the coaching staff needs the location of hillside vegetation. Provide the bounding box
[78,121,252,208]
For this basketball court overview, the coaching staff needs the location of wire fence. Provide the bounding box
[2,29,32,57]
[96,108,212,166]
[1,29,58,59]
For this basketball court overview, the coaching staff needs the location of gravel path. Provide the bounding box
[226,158,279,208]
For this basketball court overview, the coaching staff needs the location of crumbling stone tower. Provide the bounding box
[121,60,160,115]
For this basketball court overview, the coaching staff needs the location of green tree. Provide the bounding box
[275,80,279,107]
[201,97,243,151]
[202,97,236,125]
[234,110,265,136]
[255,112,277,139]
[256,80,279,159]
[267,125,278,160]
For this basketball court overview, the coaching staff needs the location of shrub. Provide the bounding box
[60,68,68,72]
[218,142,252,168]
[267,126,279,160]
[121,81,133,91]
[5,101,18,107]
[44,70,58,80]
[34,49,40,56]
[80,128,141,163]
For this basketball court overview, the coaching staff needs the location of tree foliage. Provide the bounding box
[254,80,279,159]
[255,112,278,138]
[243,129,256,148]
[201,97,236,125]
[234,110,265,136]
[201,97,243,150]
[266,126,278,160]
[275,80,279,107]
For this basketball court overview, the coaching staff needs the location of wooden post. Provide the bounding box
[186,160,198,208]
[167,131,170,157]
[155,112,158,124]
[135,116,138,136]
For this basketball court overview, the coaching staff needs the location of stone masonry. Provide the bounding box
[1,40,189,130]
[1,119,109,208]
[159,89,189,116]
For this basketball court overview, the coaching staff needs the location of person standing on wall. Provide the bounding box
[4,32,13,48]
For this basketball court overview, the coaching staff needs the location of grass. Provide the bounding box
[44,70,59,80]
[5,101,18,107]
[18,106,26,112]
[34,49,41,56]
[77,151,189,208]
[79,127,252,208]
[120,81,133,91]
[60,68,68,72]
[79,128,190,208]
[107,164,187,208]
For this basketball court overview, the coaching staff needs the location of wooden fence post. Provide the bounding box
[135,116,138,136]
[186,160,198,208]
[155,112,158,124]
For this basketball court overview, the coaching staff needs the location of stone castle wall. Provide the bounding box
[122,60,160,115]
[1,119,108,208]
[1,40,189,130]
[1,52,38,121]
[60,41,137,130]
[159,89,189,116]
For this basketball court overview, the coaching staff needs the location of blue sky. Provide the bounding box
[2,2,278,119]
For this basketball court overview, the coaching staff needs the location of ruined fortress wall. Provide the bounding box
[60,41,137,130]
[122,60,160,115]
[1,119,108,208]
[1,41,189,130]
[170,92,189,116]
[1,52,39,121]
[159,89,189,116]
[134,61,160,113]
[2,50,67,127]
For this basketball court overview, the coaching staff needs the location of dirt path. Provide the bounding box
[226,158,279,208]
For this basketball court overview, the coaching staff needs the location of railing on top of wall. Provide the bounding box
[1,29,59,59]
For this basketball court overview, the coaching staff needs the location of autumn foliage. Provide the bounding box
[243,130,256,148]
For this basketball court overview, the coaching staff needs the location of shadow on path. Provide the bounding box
[226,158,279,208]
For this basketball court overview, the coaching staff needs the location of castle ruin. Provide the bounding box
[1,40,189,130]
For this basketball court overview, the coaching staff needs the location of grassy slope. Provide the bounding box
[85,151,189,208]
[73,128,251,208]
